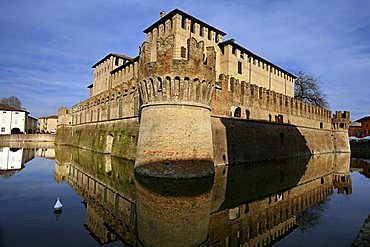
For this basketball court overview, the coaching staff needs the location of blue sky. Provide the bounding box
[0,0,369,120]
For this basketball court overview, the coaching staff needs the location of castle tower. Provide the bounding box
[134,15,217,178]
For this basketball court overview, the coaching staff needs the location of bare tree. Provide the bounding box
[294,71,329,108]
[0,96,22,109]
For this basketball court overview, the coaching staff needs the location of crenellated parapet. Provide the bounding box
[70,81,139,125]
[212,73,333,129]
[138,76,214,106]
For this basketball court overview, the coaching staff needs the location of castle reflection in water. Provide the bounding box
[53,146,353,247]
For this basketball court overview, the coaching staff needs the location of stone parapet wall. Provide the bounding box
[138,75,214,106]
[0,134,55,143]
[212,74,332,130]
[71,83,139,126]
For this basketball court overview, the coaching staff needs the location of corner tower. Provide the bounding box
[135,10,219,178]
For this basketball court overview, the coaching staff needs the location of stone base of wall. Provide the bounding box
[0,134,55,144]
[56,118,139,160]
[55,116,350,164]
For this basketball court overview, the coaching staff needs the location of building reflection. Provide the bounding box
[36,148,55,160]
[54,146,352,247]
[0,147,35,175]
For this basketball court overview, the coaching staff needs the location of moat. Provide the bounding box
[0,145,369,247]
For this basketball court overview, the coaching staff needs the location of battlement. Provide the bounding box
[70,82,139,125]
[332,111,350,130]
[212,74,332,129]
[139,76,214,106]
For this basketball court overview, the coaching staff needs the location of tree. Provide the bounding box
[294,71,329,108]
[0,96,22,109]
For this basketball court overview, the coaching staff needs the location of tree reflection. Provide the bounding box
[297,199,329,232]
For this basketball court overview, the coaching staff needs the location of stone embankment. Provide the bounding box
[0,134,55,144]
[352,214,370,247]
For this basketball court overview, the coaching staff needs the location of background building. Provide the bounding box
[39,115,58,133]
[355,116,370,137]
[348,122,362,138]
[0,103,28,135]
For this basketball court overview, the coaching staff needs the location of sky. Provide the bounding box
[0,0,369,120]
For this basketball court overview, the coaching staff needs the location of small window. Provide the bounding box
[234,107,241,118]
[320,122,323,129]
[115,57,119,66]
[366,123,369,128]
[1,127,5,132]
[180,46,186,58]
[280,133,284,144]
[246,110,250,120]
[181,17,186,29]
[238,61,242,74]
[277,114,283,123]
[15,112,19,114]
[190,21,195,33]
[208,30,211,40]
[232,47,236,55]
[200,26,203,37]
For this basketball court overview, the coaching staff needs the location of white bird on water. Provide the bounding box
[54,197,63,210]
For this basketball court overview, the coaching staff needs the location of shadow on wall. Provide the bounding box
[219,118,311,164]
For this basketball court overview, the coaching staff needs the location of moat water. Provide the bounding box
[0,145,369,247]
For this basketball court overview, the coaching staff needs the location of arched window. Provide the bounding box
[277,114,283,123]
[234,107,241,118]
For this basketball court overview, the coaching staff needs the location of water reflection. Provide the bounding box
[0,147,35,174]
[54,146,352,247]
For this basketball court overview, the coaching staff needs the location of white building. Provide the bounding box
[0,103,28,134]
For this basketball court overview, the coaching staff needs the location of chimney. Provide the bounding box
[160,11,166,18]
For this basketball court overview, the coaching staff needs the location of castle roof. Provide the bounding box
[356,116,370,123]
[219,39,297,79]
[110,56,139,74]
[143,9,226,36]
[92,53,132,68]
[0,103,28,113]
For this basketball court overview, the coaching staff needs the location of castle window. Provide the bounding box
[200,26,204,37]
[280,133,284,144]
[246,110,250,119]
[320,122,323,129]
[234,107,241,118]
[181,17,186,29]
[208,29,211,40]
[180,46,186,58]
[269,114,272,121]
[277,114,283,123]
[238,61,242,74]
